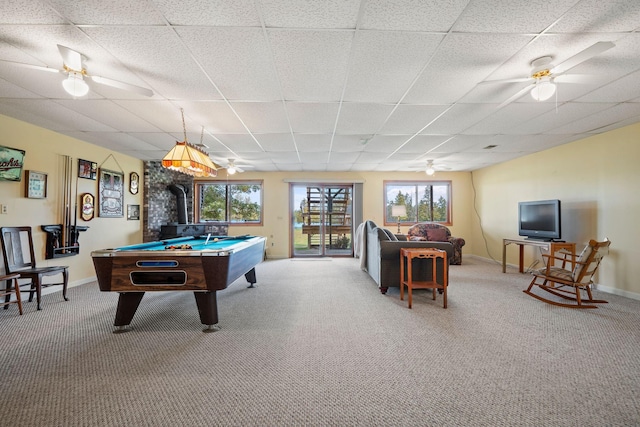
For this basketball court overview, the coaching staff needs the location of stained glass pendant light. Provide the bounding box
[162,109,218,177]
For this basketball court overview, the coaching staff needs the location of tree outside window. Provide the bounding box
[384,181,451,225]
[197,181,263,224]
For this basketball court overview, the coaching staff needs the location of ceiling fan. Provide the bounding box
[409,160,451,175]
[481,41,615,109]
[0,44,153,98]
[219,159,254,175]
[424,160,451,176]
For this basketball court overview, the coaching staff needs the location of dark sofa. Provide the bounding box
[356,220,453,294]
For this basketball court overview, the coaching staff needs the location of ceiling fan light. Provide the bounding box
[227,165,237,175]
[425,166,435,176]
[530,78,556,101]
[62,72,89,97]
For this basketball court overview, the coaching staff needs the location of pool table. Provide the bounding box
[92,235,266,332]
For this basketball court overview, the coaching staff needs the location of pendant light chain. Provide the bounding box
[181,108,188,142]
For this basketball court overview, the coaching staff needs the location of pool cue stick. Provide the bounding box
[61,156,68,249]
[72,161,79,245]
[205,233,212,245]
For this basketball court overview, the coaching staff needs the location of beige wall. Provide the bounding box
[469,122,640,298]
[215,171,474,260]
[0,114,144,285]
[3,112,637,299]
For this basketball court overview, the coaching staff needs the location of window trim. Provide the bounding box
[383,180,452,227]
[195,179,264,226]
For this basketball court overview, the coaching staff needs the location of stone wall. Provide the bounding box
[143,161,194,242]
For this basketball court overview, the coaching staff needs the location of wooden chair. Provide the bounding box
[1,273,23,315]
[0,227,69,311]
[524,238,611,308]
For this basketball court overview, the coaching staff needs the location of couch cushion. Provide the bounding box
[383,229,398,241]
[376,228,391,241]
[426,227,449,242]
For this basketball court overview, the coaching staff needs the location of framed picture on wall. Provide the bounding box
[78,159,97,180]
[81,193,95,221]
[98,169,124,217]
[0,145,25,182]
[129,172,139,194]
[127,204,140,220]
[25,170,47,198]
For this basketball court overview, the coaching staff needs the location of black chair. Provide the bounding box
[1,273,23,315]
[0,227,69,310]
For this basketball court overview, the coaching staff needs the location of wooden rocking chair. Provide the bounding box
[524,238,611,309]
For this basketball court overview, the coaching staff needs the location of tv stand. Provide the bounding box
[502,238,576,273]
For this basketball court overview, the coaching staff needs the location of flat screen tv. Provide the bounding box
[518,199,561,241]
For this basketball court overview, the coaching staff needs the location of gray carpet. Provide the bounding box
[2,257,639,426]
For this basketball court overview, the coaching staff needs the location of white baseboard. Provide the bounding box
[595,284,640,301]
[39,276,97,296]
[468,254,640,301]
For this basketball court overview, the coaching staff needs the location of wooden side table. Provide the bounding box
[400,248,448,309]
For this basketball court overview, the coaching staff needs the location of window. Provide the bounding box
[384,180,452,225]
[196,180,263,224]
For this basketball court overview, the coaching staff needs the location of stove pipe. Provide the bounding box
[168,184,189,224]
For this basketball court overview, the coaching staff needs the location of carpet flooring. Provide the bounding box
[1,257,639,426]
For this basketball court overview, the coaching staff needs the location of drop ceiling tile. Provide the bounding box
[0,2,67,24]
[404,33,532,104]
[254,134,297,151]
[56,100,163,132]
[360,135,406,153]
[379,105,452,134]
[229,102,290,133]
[268,30,352,101]
[548,102,640,134]
[453,0,577,32]
[82,26,223,100]
[356,152,390,163]
[327,151,360,163]
[0,99,116,132]
[344,31,443,103]
[153,0,260,26]
[286,102,340,133]
[463,102,556,135]
[299,151,329,164]
[514,102,616,134]
[215,134,265,152]
[293,134,331,152]
[176,27,281,101]
[551,0,640,33]
[421,104,496,135]
[275,163,303,171]
[360,0,468,31]
[127,132,185,151]
[577,69,640,102]
[271,151,302,163]
[261,0,360,28]
[47,0,166,25]
[330,135,369,153]
[395,135,454,154]
[334,103,395,134]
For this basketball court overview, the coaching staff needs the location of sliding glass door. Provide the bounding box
[291,184,353,257]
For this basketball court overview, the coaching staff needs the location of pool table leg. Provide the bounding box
[194,291,220,332]
[245,268,257,288]
[113,292,145,333]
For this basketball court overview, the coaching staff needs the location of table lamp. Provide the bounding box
[391,205,407,234]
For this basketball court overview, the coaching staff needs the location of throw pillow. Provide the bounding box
[426,228,449,242]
